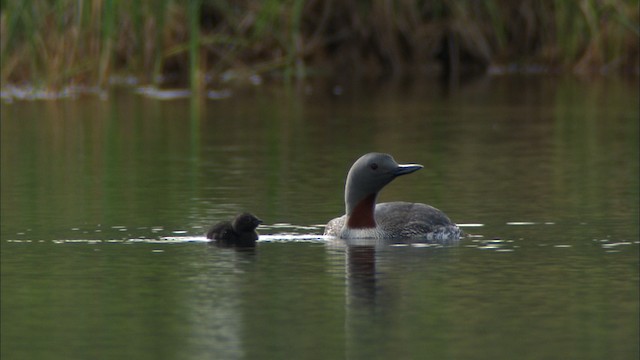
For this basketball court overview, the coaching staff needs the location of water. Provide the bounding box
[1,76,638,359]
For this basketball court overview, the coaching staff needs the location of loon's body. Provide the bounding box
[324,153,461,241]
[207,212,262,247]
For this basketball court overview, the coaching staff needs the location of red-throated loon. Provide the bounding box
[324,153,461,241]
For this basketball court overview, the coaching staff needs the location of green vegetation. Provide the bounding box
[0,0,638,91]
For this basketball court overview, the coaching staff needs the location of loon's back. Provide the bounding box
[375,202,461,240]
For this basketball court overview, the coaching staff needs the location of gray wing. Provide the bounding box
[375,202,459,239]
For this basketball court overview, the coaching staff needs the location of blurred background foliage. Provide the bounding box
[0,0,638,90]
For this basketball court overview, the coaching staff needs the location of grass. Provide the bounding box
[0,0,638,91]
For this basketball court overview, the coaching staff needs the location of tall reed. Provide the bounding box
[189,0,201,93]
[98,0,115,87]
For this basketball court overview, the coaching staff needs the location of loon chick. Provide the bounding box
[206,212,262,247]
[324,153,461,241]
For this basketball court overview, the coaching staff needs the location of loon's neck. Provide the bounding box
[346,193,377,229]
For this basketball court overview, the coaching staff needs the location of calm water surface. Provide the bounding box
[1,76,638,359]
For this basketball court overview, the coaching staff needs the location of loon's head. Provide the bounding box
[344,153,422,225]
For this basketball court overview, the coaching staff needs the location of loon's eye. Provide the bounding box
[370,163,378,170]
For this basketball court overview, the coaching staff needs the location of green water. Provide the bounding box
[1,76,638,359]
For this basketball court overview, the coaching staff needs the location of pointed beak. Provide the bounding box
[393,163,423,176]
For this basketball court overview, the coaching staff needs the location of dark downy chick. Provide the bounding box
[206,212,262,247]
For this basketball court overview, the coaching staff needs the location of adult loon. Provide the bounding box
[324,153,461,241]
[206,212,262,247]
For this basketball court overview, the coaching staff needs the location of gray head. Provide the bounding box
[232,213,263,233]
[344,153,423,215]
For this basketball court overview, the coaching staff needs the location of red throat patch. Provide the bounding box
[347,193,377,228]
